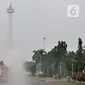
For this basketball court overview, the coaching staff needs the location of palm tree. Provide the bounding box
[32,49,47,74]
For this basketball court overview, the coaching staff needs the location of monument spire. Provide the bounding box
[7,2,15,50]
[9,2,12,9]
[7,2,15,13]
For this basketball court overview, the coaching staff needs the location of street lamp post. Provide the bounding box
[43,37,46,73]
[43,37,46,51]
[39,52,42,74]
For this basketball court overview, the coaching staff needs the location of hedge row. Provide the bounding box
[72,72,85,83]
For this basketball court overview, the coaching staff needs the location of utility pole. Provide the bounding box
[60,62,61,78]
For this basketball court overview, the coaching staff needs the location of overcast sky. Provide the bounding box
[0,0,85,60]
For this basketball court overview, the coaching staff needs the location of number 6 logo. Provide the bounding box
[67,5,79,17]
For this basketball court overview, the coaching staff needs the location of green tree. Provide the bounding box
[54,41,67,64]
[24,61,36,75]
[66,51,76,73]
[75,37,84,72]
[44,41,67,76]
[30,63,36,75]
[32,49,46,73]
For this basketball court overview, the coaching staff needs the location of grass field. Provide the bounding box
[40,77,85,85]
[40,77,56,82]
[65,82,85,85]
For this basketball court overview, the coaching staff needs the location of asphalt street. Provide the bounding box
[0,73,55,85]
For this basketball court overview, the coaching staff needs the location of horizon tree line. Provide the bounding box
[25,37,85,77]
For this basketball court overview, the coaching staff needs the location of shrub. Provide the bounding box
[72,72,85,83]
[72,73,77,80]
[76,73,85,83]
[76,73,81,82]
[38,73,47,78]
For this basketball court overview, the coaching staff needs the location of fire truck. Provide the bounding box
[0,61,8,82]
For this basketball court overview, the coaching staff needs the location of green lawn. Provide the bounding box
[40,77,56,82]
[64,82,85,85]
[40,77,85,85]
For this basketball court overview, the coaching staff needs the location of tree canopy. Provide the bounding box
[31,37,85,77]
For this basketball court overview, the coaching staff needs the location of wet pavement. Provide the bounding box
[0,74,56,85]
[27,76,56,85]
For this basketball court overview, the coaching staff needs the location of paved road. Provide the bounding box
[27,76,56,85]
[25,75,65,85]
[0,66,65,85]
[0,73,56,85]
[1,49,56,85]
